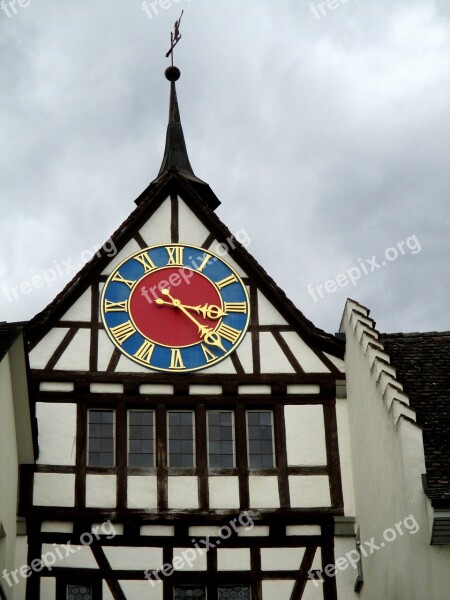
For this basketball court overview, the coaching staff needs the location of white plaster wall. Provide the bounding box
[33,473,75,507]
[140,384,173,395]
[235,332,253,373]
[138,198,171,246]
[119,580,163,600]
[334,537,360,600]
[209,476,240,509]
[127,476,158,509]
[323,352,345,373]
[261,547,305,570]
[287,384,320,394]
[39,381,74,393]
[262,580,295,599]
[303,581,325,599]
[189,526,219,537]
[60,288,91,321]
[202,355,237,374]
[173,547,207,571]
[178,198,211,246]
[0,356,19,600]
[90,383,123,393]
[86,475,116,508]
[341,302,450,600]
[41,543,97,568]
[39,577,56,600]
[29,328,69,369]
[248,476,280,509]
[189,384,222,395]
[102,582,115,600]
[289,476,331,508]
[257,291,288,325]
[281,332,330,373]
[209,240,247,277]
[284,405,327,466]
[238,385,271,395]
[36,403,76,466]
[336,399,356,517]
[168,477,198,509]
[41,522,73,533]
[12,536,28,600]
[97,329,115,371]
[217,548,251,570]
[260,332,296,373]
[103,546,162,570]
[237,525,269,537]
[141,525,174,536]
[100,239,141,276]
[54,329,90,371]
[286,525,321,536]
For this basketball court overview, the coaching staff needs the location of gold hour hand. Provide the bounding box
[156,290,226,351]
[155,294,226,320]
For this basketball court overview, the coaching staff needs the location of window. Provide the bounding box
[88,410,115,467]
[67,584,92,600]
[218,586,251,599]
[128,410,154,467]
[246,411,275,468]
[208,411,234,468]
[174,585,206,599]
[168,411,195,467]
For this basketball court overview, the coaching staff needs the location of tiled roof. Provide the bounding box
[381,332,450,503]
[0,323,22,362]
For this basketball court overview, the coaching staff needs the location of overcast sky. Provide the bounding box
[1,0,449,336]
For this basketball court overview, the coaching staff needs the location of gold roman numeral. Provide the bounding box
[104,299,128,312]
[201,343,217,364]
[224,302,247,314]
[216,274,237,289]
[196,253,210,273]
[134,340,155,364]
[134,252,156,273]
[166,246,184,266]
[216,322,241,344]
[112,272,136,289]
[170,348,185,370]
[110,320,136,345]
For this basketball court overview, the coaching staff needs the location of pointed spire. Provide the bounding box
[147,66,220,211]
[157,66,196,178]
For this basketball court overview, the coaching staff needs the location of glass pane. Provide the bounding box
[67,584,92,600]
[128,411,154,468]
[208,411,234,468]
[88,410,114,467]
[218,585,251,599]
[174,586,206,599]
[168,412,194,468]
[246,411,274,469]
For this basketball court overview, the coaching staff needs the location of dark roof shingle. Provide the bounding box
[381,331,450,503]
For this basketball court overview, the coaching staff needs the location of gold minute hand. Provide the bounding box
[156,290,226,351]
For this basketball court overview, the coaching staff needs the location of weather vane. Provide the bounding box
[165,11,184,65]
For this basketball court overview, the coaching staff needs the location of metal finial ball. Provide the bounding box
[165,66,180,81]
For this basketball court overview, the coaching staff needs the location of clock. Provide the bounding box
[100,244,250,372]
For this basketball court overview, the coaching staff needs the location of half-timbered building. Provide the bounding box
[18,65,358,600]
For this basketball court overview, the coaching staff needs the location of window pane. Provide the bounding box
[174,586,206,599]
[168,411,194,468]
[208,411,235,468]
[247,411,274,469]
[88,410,115,467]
[128,410,154,468]
[219,585,251,599]
[67,584,92,600]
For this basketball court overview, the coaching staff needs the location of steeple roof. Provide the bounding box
[143,66,220,211]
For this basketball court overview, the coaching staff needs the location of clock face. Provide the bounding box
[101,244,250,372]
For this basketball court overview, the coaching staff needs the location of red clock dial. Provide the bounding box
[129,267,222,347]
